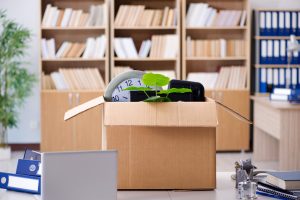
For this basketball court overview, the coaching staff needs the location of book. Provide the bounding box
[266,171,300,190]
[138,40,152,58]
[42,4,52,26]
[257,182,300,200]
[60,8,72,27]
[41,39,49,59]
[47,68,105,90]
[187,38,245,58]
[115,5,176,27]
[186,3,245,27]
[187,72,218,89]
[114,37,138,58]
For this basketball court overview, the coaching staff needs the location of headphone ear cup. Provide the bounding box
[168,80,205,102]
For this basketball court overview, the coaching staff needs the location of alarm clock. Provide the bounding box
[104,70,147,102]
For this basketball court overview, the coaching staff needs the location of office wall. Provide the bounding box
[0,0,299,143]
[251,0,300,9]
[1,0,41,143]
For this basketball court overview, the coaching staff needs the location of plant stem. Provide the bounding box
[143,90,150,98]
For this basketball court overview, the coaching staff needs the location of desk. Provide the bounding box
[0,172,272,200]
[252,97,300,170]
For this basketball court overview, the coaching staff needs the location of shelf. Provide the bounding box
[256,8,300,11]
[41,89,105,93]
[42,26,106,30]
[206,89,249,92]
[255,36,300,40]
[114,58,177,62]
[254,93,270,97]
[186,57,247,61]
[255,64,300,68]
[42,58,106,62]
[186,26,247,30]
[114,26,177,30]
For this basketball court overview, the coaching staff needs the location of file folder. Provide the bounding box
[278,12,285,36]
[16,159,41,177]
[298,68,300,88]
[291,12,297,35]
[298,12,300,36]
[267,40,273,64]
[0,172,41,194]
[291,68,298,89]
[272,11,278,36]
[260,11,266,36]
[23,149,41,161]
[286,68,291,88]
[292,50,299,64]
[266,12,272,36]
[260,68,267,93]
[273,40,280,64]
[280,40,286,64]
[267,68,273,93]
[260,40,268,64]
[279,68,285,88]
[285,12,291,36]
[273,68,279,89]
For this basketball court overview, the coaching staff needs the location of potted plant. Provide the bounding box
[0,11,35,159]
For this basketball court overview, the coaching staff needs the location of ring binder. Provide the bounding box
[0,172,41,194]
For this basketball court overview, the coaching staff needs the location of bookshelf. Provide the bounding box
[110,0,181,79]
[253,9,300,96]
[182,0,251,151]
[40,0,109,152]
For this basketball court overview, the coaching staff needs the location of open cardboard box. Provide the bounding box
[65,96,218,190]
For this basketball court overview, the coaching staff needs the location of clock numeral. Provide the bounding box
[117,85,123,92]
[112,95,119,102]
[137,80,142,86]
[125,80,133,87]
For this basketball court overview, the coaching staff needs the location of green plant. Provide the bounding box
[0,10,36,146]
[125,73,192,102]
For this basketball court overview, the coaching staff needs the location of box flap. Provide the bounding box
[104,99,218,127]
[64,96,105,120]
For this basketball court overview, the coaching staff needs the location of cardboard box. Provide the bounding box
[65,97,218,190]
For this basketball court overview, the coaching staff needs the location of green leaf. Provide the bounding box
[142,73,170,87]
[144,96,171,102]
[123,86,153,91]
[157,88,192,95]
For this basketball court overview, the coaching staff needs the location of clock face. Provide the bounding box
[111,77,146,102]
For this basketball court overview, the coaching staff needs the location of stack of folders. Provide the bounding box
[0,149,41,194]
[41,36,106,59]
[114,35,178,59]
[115,5,176,27]
[42,68,105,90]
[258,11,300,36]
[257,171,300,200]
[42,4,106,27]
[270,88,300,102]
[186,3,247,27]
[259,40,300,65]
[187,66,247,90]
[258,68,300,94]
[186,37,245,58]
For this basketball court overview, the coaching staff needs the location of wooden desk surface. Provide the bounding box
[251,96,300,110]
[0,172,273,200]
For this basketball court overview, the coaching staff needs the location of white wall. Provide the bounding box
[250,0,300,9]
[1,0,41,143]
[0,0,299,143]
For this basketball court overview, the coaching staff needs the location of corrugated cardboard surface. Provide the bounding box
[106,126,216,190]
[104,101,218,127]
